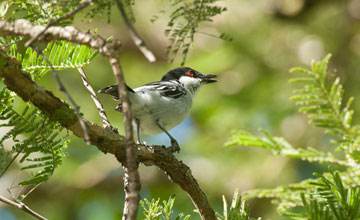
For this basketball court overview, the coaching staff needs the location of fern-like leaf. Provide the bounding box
[166,0,227,65]
[10,40,98,80]
[0,87,69,186]
[290,54,360,164]
[228,55,360,218]
[0,36,23,50]
[217,189,260,220]
[226,130,350,167]
[290,55,357,146]
[279,167,360,220]
[140,195,190,220]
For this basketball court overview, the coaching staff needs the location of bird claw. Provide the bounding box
[136,140,147,145]
[169,139,180,153]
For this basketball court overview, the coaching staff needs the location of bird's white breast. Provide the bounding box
[129,88,193,135]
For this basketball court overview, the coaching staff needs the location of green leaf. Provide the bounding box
[0,88,69,187]
[12,40,98,80]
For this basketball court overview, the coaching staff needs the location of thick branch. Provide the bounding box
[0,45,216,220]
[0,195,47,220]
[0,19,121,57]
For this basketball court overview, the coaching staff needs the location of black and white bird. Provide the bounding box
[98,67,217,152]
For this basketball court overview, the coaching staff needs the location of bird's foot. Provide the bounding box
[168,139,180,153]
[136,140,147,145]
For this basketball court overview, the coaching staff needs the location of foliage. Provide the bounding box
[140,195,190,220]
[119,0,136,23]
[6,0,82,25]
[226,55,360,218]
[7,40,98,80]
[165,0,227,65]
[0,1,99,192]
[2,0,228,66]
[4,0,113,25]
[0,1,10,18]
[226,129,350,167]
[141,191,259,220]
[216,189,261,220]
[302,168,360,220]
[85,0,114,23]
[280,167,360,220]
[0,36,22,50]
[289,55,359,156]
[0,88,69,187]
[1,2,97,189]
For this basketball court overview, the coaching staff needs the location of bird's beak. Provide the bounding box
[199,74,217,84]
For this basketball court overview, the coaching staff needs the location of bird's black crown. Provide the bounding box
[161,67,200,81]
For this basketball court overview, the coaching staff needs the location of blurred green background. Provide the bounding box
[1,0,360,219]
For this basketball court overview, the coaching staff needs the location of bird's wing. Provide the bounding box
[138,81,186,99]
[98,84,135,100]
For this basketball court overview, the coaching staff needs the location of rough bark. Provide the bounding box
[0,50,216,219]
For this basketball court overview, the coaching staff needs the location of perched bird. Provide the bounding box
[99,67,217,152]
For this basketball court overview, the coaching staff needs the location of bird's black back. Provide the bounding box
[98,84,134,100]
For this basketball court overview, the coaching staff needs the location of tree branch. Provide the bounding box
[0,19,121,57]
[114,0,156,63]
[0,22,216,219]
[0,195,47,220]
[110,57,141,220]
[34,47,91,144]
[77,67,112,128]
[24,0,93,47]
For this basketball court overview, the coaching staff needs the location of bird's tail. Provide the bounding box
[98,84,135,100]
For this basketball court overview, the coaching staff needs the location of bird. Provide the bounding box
[98,67,217,152]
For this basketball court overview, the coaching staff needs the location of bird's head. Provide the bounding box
[161,67,217,90]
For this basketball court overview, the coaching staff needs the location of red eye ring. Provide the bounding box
[188,71,194,77]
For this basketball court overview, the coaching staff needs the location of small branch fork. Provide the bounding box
[0,195,47,220]
[77,67,112,128]
[114,0,156,63]
[0,20,216,220]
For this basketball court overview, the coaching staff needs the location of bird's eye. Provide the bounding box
[188,71,194,77]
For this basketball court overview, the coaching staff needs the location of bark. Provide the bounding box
[0,49,216,220]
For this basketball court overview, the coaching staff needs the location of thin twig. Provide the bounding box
[33,47,91,144]
[77,67,112,128]
[0,30,217,220]
[109,56,141,220]
[114,0,156,63]
[24,0,93,47]
[0,195,48,220]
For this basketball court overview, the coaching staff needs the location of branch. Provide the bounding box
[77,67,112,128]
[110,57,141,220]
[114,0,156,62]
[0,19,121,57]
[34,47,91,144]
[0,195,47,220]
[0,24,216,219]
[0,50,216,220]
[24,0,93,47]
